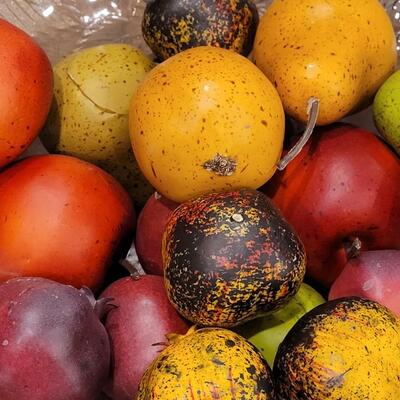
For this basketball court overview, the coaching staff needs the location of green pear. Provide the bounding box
[373,70,400,155]
[235,283,325,368]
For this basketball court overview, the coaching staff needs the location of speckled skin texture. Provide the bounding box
[253,0,397,125]
[274,297,400,400]
[137,327,275,399]
[163,189,306,327]
[142,0,259,61]
[373,70,400,155]
[0,19,53,168]
[129,46,285,203]
[41,44,154,207]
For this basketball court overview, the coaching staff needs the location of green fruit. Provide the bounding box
[41,44,154,207]
[374,70,400,156]
[236,283,325,367]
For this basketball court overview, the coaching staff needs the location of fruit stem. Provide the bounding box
[277,97,320,170]
[203,153,237,176]
[119,239,146,280]
[344,237,362,260]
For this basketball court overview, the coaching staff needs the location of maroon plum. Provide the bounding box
[135,193,178,275]
[329,250,400,316]
[0,277,111,400]
[100,275,189,400]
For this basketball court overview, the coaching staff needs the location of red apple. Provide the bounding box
[263,123,400,287]
[329,250,400,316]
[100,275,189,400]
[135,193,178,275]
[0,19,53,168]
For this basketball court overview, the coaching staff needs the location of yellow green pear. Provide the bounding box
[41,44,154,206]
[253,0,397,125]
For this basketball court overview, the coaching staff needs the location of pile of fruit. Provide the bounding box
[0,1,399,399]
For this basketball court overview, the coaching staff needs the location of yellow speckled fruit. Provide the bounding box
[41,44,154,206]
[274,297,400,399]
[253,0,397,125]
[137,327,275,399]
[129,46,285,203]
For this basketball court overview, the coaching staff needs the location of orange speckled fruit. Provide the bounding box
[253,0,396,125]
[274,297,400,399]
[129,46,285,203]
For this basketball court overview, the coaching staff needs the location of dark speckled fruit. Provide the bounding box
[163,189,306,328]
[142,0,259,61]
[274,297,400,400]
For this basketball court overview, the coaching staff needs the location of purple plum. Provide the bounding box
[0,277,111,400]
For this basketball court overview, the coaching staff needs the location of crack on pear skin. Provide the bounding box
[65,70,128,117]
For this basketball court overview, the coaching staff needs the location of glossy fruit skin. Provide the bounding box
[100,275,189,400]
[163,189,306,327]
[329,250,400,317]
[236,283,325,367]
[0,155,134,291]
[0,277,110,400]
[137,327,275,399]
[264,124,400,287]
[0,19,53,168]
[253,0,397,125]
[41,44,154,206]
[373,70,400,155]
[142,0,259,61]
[129,46,285,203]
[136,193,178,275]
[274,297,400,400]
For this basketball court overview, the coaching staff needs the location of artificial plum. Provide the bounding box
[0,277,111,400]
[135,193,178,275]
[100,275,189,400]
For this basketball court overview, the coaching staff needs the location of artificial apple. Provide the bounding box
[0,19,53,168]
[329,250,400,317]
[0,155,134,290]
[100,275,189,400]
[135,192,178,275]
[236,283,325,367]
[264,123,400,287]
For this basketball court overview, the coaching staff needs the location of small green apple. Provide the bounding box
[235,283,325,367]
[373,70,400,155]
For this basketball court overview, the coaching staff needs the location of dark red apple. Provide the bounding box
[264,123,400,287]
[0,277,110,400]
[100,275,189,400]
[135,193,178,275]
[329,250,400,316]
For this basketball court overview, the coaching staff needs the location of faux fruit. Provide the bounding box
[373,70,400,155]
[253,0,397,125]
[329,250,400,317]
[100,275,189,400]
[0,155,134,290]
[0,19,53,168]
[137,327,275,399]
[136,192,178,275]
[41,44,154,206]
[0,277,111,400]
[264,123,400,287]
[129,46,285,203]
[142,0,259,61]
[236,283,325,367]
[163,189,306,327]
[274,297,400,399]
